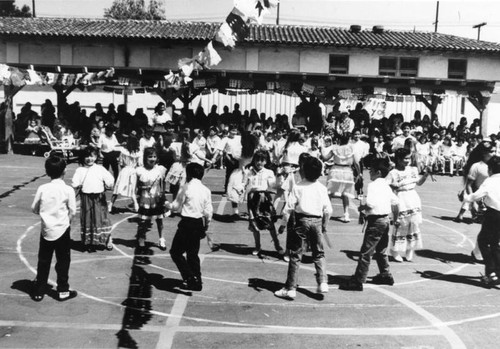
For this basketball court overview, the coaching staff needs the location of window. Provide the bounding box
[379,56,418,77]
[329,54,349,74]
[379,57,397,76]
[399,58,419,77]
[448,59,467,79]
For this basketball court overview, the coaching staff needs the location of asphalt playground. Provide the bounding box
[1,153,499,349]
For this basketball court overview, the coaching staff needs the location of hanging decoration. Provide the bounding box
[174,0,280,90]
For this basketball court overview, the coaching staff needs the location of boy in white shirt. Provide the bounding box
[464,156,500,287]
[166,163,213,291]
[274,156,333,300]
[340,158,399,291]
[31,155,77,302]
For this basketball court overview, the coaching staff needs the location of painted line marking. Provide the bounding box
[177,326,441,336]
[0,320,441,336]
[156,255,206,349]
[0,320,164,332]
[11,204,494,349]
[375,287,466,348]
[216,196,228,215]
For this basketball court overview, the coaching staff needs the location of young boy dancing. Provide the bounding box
[340,158,400,291]
[274,156,333,300]
[166,163,213,291]
[464,155,500,287]
[31,155,78,301]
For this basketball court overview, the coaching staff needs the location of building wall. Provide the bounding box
[150,47,193,69]
[73,44,114,67]
[258,47,300,72]
[2,38,500,81]
[19,43,60,65]
[349,52,379,75]
[3,37,500,134]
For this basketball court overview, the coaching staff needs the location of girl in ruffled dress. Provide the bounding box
[386,148,431,262]
[323,133,357,223]
[134,147,168,251]
[166,130,211,200]
[109,136,142,213]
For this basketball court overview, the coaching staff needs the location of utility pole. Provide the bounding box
[434,1,439,33]
[276,2,280,25]
[32,0,36,17]
[473,22,487,40]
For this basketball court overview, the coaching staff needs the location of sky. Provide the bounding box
[14,0,500,43]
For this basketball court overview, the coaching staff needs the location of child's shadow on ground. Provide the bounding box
[416,270,494,289]
[147,273,192,296]
[248,278,324,301]
[11,279,60,300]
[11,279,33,296]
[330,216,352,223]
[217,243,254,255]
[327,274,351,286]
[113,238,138,249]
[70,239,86,252]
[435,215,474,225]
[340,250,360,262]
[109,207,135,215]
[212,213,238,223]
[416,249,476,264]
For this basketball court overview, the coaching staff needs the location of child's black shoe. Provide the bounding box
[372,273,395,286]
[187,276,203,291]
[481,273,499,288]
[339,278,363,291]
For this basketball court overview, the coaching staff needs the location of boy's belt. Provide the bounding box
[296,213,322,219]
[366,214,388,219]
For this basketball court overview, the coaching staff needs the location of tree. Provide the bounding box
[104,0,165,20]
[0,0,31,17]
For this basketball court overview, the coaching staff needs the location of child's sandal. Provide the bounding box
[158,238,167,251]
[105,237,114,251]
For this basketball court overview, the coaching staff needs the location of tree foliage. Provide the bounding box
[0,0,31,17]
[104,0,165,20]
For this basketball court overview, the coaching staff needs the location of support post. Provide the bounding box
[417,95,442,115]
[1,85,24,154]
[53,84,77,118]
[468,91,490,137]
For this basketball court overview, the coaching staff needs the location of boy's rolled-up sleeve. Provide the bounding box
[68,187,77,217]
[32,188,42,214]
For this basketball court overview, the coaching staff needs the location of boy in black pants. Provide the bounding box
[31,155,78,301]
[167,163,213,291]
[464,156,500,287]
[340,158,399,291]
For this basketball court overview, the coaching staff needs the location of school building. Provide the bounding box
[1,16,500,152]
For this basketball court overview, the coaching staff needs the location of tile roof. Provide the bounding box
[1,17,500,54]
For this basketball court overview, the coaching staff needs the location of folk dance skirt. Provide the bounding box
[327,165,355,199]
[389,189,423,254]
[80,192,112,247]
[112,166,137,198]
[166,162,186,186]
[247,191,276,230]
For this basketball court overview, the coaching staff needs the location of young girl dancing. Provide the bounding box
[246,150,286,258]
[134,147,168,252]
[386,148,431,262]
[110,135,142,213]
[72,146,115,252]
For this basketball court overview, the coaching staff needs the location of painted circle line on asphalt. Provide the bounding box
[14,211,484,348]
